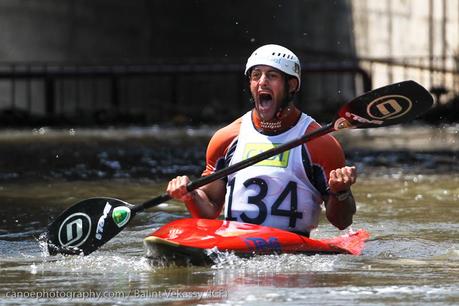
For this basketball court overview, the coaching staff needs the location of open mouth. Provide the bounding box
[258,93,273,108]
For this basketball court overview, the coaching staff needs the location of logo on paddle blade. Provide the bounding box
[95,202,112,240]
[344,111,384,126]
[112,206,131,228]
[334,117,354,130]
[367,95,412,120]
[58,213,92,247]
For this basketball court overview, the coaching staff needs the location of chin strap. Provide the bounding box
[275,108,284,119]
[271,90,294,117]
[274,91,295,118]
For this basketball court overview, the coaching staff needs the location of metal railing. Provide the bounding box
[0,61,372,126]
[359,56,459,102]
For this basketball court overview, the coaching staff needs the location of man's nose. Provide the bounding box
[258,73,268,85]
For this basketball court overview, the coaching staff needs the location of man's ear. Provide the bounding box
[288,78,299,94]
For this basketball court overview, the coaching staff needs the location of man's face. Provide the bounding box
[249,65,292,121]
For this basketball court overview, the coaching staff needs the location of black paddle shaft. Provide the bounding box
[136,80,433,213]
[135,122,334,213]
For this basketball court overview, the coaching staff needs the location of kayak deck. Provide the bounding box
[144,219,369,265]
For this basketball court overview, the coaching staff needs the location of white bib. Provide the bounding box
[224,111,322,234]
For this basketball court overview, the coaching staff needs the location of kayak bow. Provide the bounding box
[144,219,370,265]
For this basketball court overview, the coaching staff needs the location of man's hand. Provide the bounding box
[326,166,357,229]
[167,175,192,201]
[328,166,357,193]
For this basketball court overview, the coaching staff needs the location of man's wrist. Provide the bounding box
[182,190,201,218]
[182,190,198,203]
[329,189,352,201]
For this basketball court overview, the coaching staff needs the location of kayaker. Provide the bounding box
[167,44,357,236]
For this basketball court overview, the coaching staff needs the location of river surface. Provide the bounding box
[0,126,458,305]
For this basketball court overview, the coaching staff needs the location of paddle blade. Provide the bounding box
[46,198,135,256]
[334,80,434,130]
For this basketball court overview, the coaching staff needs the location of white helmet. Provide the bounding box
[245,44,301,91]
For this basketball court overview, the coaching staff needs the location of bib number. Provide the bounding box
[226,177,303,227]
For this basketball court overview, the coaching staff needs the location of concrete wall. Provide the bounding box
[0,0,357,60]
[0,0,151,61]
[0,0,358,125]
[352,0,459,99]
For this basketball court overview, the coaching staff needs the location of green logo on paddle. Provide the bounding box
[112,207,131,228]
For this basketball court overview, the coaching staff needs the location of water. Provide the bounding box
[0,126,458,305]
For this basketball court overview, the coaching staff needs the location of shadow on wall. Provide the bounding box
[421,96,459,124]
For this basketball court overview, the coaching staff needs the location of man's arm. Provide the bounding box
[167,176,226,219]
[167,117,241,219]
[324,166,357,230]
[305,122,357,230]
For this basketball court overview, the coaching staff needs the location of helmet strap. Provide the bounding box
[276,79,297,116]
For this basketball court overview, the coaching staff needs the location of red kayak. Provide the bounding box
[144,219,370,265]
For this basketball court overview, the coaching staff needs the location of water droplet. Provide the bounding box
[30,263,37,274]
